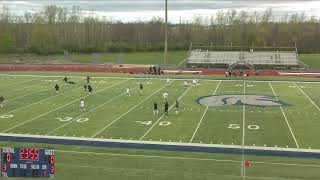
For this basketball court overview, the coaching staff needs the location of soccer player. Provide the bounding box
[163,92,168,101]
[54,84,59,94]
[84,84,87,93]
[164,101,169,115]
[166,78,170,85]
[192,79,197,87]
[86,76,90,84]
[88,85,93,95]
[153,102,158,115]
[80,99,85,111]
[175,100,179,114]
[63,76,68,83]
[139,82,143,95]
[184,81,188,88]
[126,87,130,96]
[0,96,4,108]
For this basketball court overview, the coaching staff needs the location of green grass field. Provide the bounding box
[0,51,187,65]
[0,52,320,68]
[0,72,320,179]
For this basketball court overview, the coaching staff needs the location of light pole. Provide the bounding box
[164,0,168,66]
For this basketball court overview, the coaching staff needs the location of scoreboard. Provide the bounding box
[0,147,54,178]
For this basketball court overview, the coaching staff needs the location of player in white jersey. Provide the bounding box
[126,87,130,96]
[163,92,168,101]
[184,81,188,88]
[80,99,85,111]
[166,78,170,85]
[192,79,197,87]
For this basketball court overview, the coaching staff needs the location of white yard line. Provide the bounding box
[293,82,320,112]
[56,150,320,168]
[91,81,173,138]
[241,81,246,178]
[2,79,130,133]
[189,80,221,143]
[139,85,193,141]
[46,86,138,135]
[1,78,50,93]
[0,79,82,116]
[0,77,41,89]
[269,82,299,149]
[177,59,186,65]
[6,78,62,102]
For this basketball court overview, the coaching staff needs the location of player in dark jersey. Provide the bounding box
[63,76,68,83]
[55,84,59,94]
[139,82,143,95]
[175,100,179,114]
[86,76,90,84]
[88,85,93,95]
[0,96,4,108]
[153,102,158,115]
[84,84,88,93]
[164,101,169,115]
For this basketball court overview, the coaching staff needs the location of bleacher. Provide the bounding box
[187,48,303,69]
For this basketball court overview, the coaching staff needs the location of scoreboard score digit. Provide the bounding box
[1,147,54,178]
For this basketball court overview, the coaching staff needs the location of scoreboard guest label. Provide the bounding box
[1,147,54,178]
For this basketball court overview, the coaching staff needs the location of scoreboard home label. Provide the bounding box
[0,147,55,178]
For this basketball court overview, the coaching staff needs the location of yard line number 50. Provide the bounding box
[228,124,260,130]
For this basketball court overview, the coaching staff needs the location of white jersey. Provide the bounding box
[126,88,130,93]
[163,92,168,99]
[80,100,85,108]
[184,81,188,86]
[166,78,170,83]
[193,79,197,84]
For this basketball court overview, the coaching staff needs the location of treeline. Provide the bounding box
[0,5,320,54]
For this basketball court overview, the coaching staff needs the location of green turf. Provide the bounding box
[0,51,188,65]
[0,72,320,179]
[299,54,320,68]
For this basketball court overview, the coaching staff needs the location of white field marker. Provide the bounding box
[2,79,130,133]
[269,82,299,149]
[91,81,174,138]
[189,80,221,143]
[293,82,320,112]
[139,85,193,141]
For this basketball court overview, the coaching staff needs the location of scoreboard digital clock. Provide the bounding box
[0,147,54,178]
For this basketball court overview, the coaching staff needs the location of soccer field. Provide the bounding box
[0,72,320,179]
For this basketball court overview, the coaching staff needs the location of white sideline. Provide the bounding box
[1,77,41,89]
[293,82,320,112]
[139,85,193,140]
[47,86,137,135]
[56,149,320,168]
[0,79,83,116]
[91,81,173,138]
[2,79,130,133]
[189,80,221,143]
[0,133,319,153]
[268,82,299,148]
[1,73,320,83]
[241,81,246,178]
[56,163,306,180]
[7,77,62,102]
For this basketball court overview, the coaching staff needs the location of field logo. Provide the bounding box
[197,95,289,107]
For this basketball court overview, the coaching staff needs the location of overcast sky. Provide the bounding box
[1,1,320,22]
